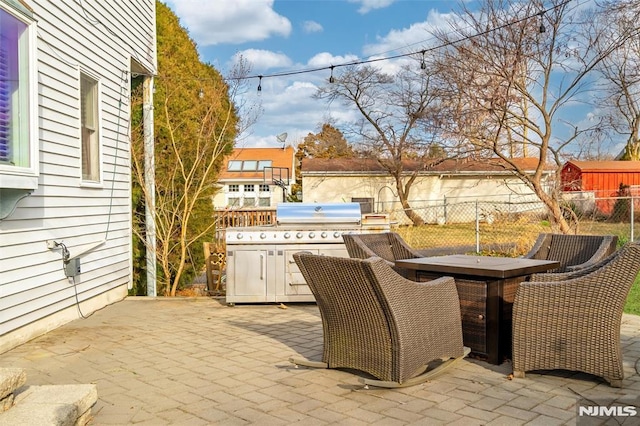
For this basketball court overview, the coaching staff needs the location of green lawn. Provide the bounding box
[625,275,640,315]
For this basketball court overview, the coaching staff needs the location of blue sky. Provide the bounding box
[162,0,623,157]
[164,0,474,148]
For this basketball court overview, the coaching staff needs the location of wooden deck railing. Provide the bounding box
[213,208,276,249]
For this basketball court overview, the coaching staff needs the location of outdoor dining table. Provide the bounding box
[395,255,560,365]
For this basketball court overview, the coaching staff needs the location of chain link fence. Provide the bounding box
[385,193,638,256]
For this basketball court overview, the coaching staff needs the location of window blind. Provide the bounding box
[0,46,10,164]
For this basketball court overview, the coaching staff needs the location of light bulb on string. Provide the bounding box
[420,50,426,70]
[198,88,204,98]
[257,75,262,93]
[329,66,335,83]
[538,11,546,33]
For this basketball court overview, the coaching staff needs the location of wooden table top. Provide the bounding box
[395,255,560,279]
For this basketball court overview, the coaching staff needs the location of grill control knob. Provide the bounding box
[320,231,327,238]
[284,232,291,239]
[236,233,243,240]
[308,232,316,239]
[296,232,304,239]
[333,231,341,238]
[260,233,267,239]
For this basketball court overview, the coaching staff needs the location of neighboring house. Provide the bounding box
[213,146,296,209]
[561,160,640,214]
[0,0,156,352]
[301,157,552,224]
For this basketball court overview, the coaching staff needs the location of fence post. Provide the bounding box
[443,195,447,224]
[632,193,635,242]
[475,200,480,252]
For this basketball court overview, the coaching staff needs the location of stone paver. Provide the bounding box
[1,297,640,425]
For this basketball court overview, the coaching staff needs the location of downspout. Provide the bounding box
[143,76,156,296]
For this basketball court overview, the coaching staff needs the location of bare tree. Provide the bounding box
[315,64,444,226]
[432,0,633,232]
[594,0,640,160]
[130,2,240,296]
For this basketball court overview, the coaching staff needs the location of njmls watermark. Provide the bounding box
[577,397,640,425]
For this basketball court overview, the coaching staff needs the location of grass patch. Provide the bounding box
[624,274,640,315]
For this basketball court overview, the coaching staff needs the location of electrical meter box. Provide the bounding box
[65,258,81,277]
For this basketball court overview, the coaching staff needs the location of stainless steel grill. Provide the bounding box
[225,202,389,304]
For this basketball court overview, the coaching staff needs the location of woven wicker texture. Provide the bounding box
[523,233,618,273]
[512,242,640,387]
[293,252,464,384]
[343,232,433,277]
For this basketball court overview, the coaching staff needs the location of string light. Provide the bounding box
[233,0,570,87]
[539,11,546,33]
[198,88,204,98]
[329,66,335,83]
[149,0,571,89]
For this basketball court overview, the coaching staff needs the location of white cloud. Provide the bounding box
[231,49,293,72]
[302,20,323,34]
[348,0,396,14]
[362,9,453,58]
[307,52,360,68]
[166,0,291,46]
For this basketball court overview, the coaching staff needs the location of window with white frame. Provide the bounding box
[228,184,239,192]
[258,197,270,207]
[228,197,240,207]
[0,3,37,187]
[243,197,256,207]
[244,184,254,192]
[80,73,101,182]
[259,184,270,192]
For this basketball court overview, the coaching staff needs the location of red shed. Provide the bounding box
[561,160,640,214]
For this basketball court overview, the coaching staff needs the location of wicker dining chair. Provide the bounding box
[291,252,469,388]
[512,242,640,387]
[342,232,432,276]
[522,233,618,273]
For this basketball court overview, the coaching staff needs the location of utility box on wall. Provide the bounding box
[64,258,81,277]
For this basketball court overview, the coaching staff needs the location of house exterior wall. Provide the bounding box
[561,161,640,214]
[212,146,296,209]
[302,172,543,225]
[0,0,156,353]
[212,180,289,209]
[562,161,640,194]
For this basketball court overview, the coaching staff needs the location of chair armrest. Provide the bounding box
[529,268,592,282]
[373,268,462,341]
[565,236,618,272]
[521,234,549,259]
[343,234,380,259]
[414,248,436,257]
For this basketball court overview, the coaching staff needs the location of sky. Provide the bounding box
[163,0,473,148]
[162,0,624,158]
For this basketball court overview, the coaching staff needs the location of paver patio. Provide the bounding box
[2,297,640,425]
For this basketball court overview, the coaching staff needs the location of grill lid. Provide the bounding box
[276,202,362,225]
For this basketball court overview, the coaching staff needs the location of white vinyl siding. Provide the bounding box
[0,0,156,352]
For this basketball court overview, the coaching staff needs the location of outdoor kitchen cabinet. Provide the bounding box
[225,244,348,305]
[225,246,275,304]
[224,202,389,305]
